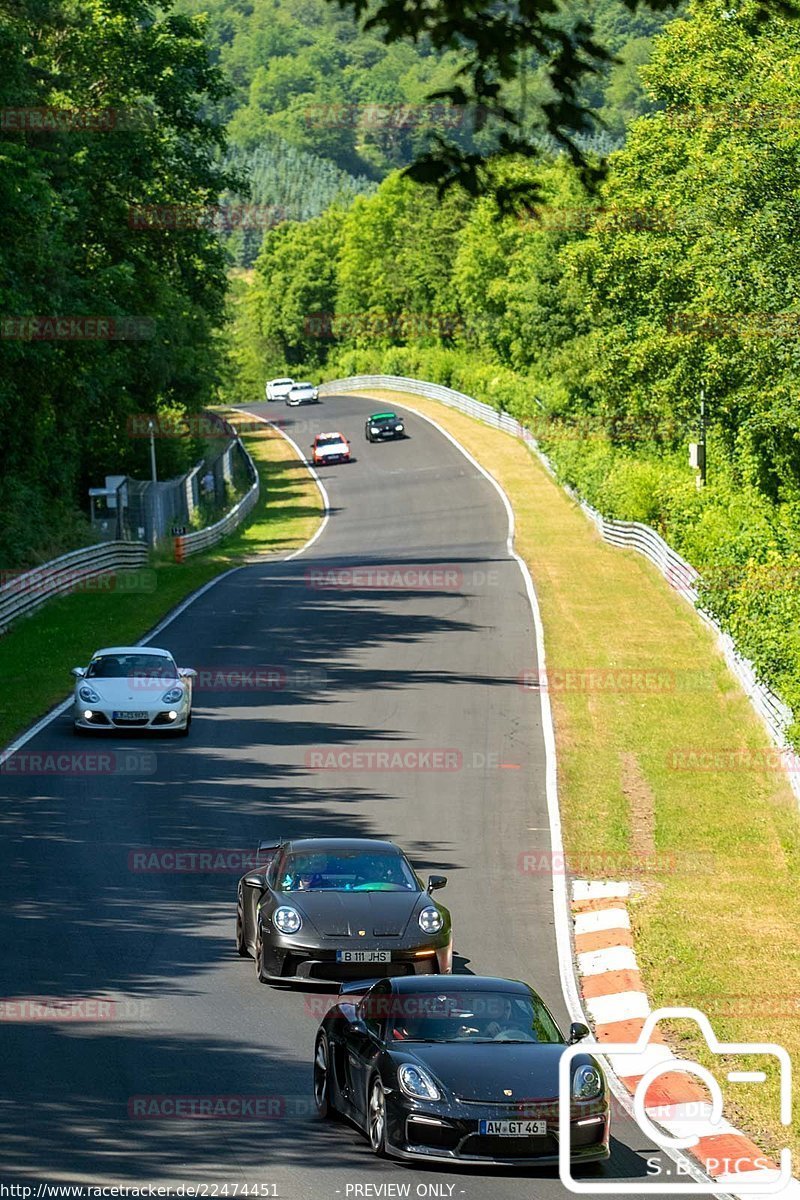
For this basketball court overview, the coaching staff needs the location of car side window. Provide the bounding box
[359,981,391,1039]
[265,851,285,890]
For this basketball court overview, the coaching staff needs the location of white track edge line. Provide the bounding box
[1,410,331,764]
[237,408,330,559]
[367,391,733,1199]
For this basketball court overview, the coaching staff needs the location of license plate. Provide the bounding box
[479,1120,546,1137]
[336,950,390,963]
[113,711,148,720]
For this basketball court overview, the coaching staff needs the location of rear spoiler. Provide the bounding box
[338,978,381,998]
[256,839,281,864]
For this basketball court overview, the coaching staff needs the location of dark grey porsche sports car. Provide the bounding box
[365,411,406,442]
[312,975,610,1166]
[235,838,453,984]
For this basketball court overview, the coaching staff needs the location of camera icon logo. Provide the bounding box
[558,1007,792,1194]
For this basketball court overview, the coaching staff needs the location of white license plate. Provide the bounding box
[479,1120,546,1137]
[113,711,148,720]
[336,950,390,963]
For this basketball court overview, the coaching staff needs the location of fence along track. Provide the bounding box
[0,433,260,628]
[321,374,800,803]
[174,435,259,559]
[0,542,149,633]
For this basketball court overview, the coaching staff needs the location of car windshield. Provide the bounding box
[86,653,177,680]
[274,379,293,386]
[317,436,345,447]
[371,414,396,424]
[276,849,418,892]
[294,383,313,390]
[387,990,562,1044]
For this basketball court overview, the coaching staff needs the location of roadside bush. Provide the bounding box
[322,345,800,747]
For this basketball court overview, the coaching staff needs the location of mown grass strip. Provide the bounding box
[357,388,800,1163]
[0,417,322,749]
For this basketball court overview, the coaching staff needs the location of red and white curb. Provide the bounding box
[572,881,798,1197]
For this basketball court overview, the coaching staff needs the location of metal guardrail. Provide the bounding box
[322,374,800,799]
[0,430,260,631]
[174,436,260,560]
[0,541,149,633]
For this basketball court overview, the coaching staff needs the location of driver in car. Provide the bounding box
[482,996,535,1041]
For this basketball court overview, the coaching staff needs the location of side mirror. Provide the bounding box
[243,874,265,889]
[427,874,447,893]
[569,1022,590,1044]
[71,667,86,678]
[178,668,197,679]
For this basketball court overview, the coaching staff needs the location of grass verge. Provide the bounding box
[0,415,322,749]
[354,388,800,1162]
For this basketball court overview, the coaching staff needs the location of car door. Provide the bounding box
[341,980,391,1121]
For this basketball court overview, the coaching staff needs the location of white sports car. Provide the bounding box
[286,381,319,406]
[72,646,196,735]
[266,377,295,401]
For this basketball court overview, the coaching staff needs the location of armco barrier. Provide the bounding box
[321,374,800,803]
[0,432,259,630]
[174,436,259,560]
[0,541,149,634]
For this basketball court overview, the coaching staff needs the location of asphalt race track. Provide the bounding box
[0,392,700,1196]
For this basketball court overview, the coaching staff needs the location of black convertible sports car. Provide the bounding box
[365,412,406,442]
[235,838,453,983]
[312,975,610,1166]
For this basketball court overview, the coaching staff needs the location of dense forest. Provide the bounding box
[0,0,677,573]
[230,1,800,742]
[173,0,675,263]
[0,0,235,566]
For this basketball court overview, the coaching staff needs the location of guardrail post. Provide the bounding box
[174,536,185,564]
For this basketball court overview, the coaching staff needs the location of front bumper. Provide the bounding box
[260,935,452,982]
[73,701,190,731]
[314,454,350,464]
[384,1096,610,1165]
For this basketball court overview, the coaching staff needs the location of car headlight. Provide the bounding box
[418,906,443,934]
[396,423,404,432]
[572,1063,603,1101]
[161,686,184,704]
[273,906,302,934]
[79,685,101,703]
[398,1063,441,1101]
